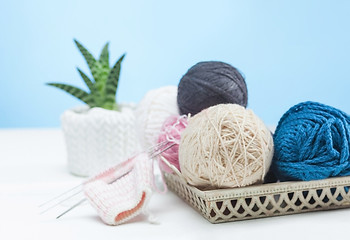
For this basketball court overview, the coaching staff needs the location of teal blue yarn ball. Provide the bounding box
[269,101,350,182]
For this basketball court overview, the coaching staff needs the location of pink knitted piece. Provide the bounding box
[83,153,153,225]
[157,115,188,173]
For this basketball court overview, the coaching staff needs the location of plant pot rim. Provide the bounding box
[65,103,136,114]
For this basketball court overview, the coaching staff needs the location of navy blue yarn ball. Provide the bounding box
[177,61,248,116]
[270,101,350,182]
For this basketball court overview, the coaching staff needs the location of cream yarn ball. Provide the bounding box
[179,104,274,189]
[135,86,180,149]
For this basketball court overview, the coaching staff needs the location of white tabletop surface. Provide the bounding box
[1,128,350,240]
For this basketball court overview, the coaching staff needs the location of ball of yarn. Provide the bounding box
[135,86,180,149]
[177,61,248,116]
[157,115,188,173]
[270,101,350,182]
[179,104,274,189]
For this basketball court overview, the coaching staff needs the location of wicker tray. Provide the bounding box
[164,172,350,223]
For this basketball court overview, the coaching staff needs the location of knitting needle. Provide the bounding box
[41,169,126,216]
[41,141,170,209]
[147,140,168,155]
[40,189,83,215]
[149,142,175,159]
[39,183,83,208]
[56,198,87,219]
[40,168,129,215]
[52,141,175,219]
[55,168,133,219]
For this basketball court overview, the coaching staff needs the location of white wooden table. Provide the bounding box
[0,129,349,240]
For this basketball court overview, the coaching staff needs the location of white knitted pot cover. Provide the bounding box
[61,104,140,177]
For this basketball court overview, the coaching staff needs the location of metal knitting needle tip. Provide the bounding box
[39,183,83,208]
[56,198,87,219]
[54,171,131,219]
[53,143,174,219]
[40,190,83,215]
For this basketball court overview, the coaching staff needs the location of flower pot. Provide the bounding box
[61,104,140,177]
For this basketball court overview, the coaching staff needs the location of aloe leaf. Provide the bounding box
[74,39,99,81]
[93,62,110,93]
[99,42,109,69]
[46,83,94,106]
[76,68,103,106]
[77,68,94,92]
[104,54,125,104]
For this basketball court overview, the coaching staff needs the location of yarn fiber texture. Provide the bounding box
[157,115,188,173]
[179,104,274,189]
[135,86,180,150]
[270,101,350,182]
[84,153,153,226]
[177,61,248,116]
[61,104,139,177]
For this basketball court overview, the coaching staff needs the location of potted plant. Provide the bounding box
[47,40,139,177]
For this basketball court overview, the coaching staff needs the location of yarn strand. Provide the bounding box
[270,101,350,182]
[179,104,274,189]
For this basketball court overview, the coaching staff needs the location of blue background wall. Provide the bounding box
[1,0,349,128]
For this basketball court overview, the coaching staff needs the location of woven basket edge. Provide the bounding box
[165,173,350,201]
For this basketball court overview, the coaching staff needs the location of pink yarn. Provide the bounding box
[83,153,153,225]
[157,115,188,173]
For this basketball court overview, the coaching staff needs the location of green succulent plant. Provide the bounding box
[47,39,125,110]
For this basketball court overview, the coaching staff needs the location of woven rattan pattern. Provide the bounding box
[164,173,350,223]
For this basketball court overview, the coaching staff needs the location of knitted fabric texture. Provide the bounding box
[179,104,274,189]
[83,153,153,225]
[270,101,350,182]
[157,115,188,173]
[135,86,180,150]
[177,61,248,116]
[62,104,139,177]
